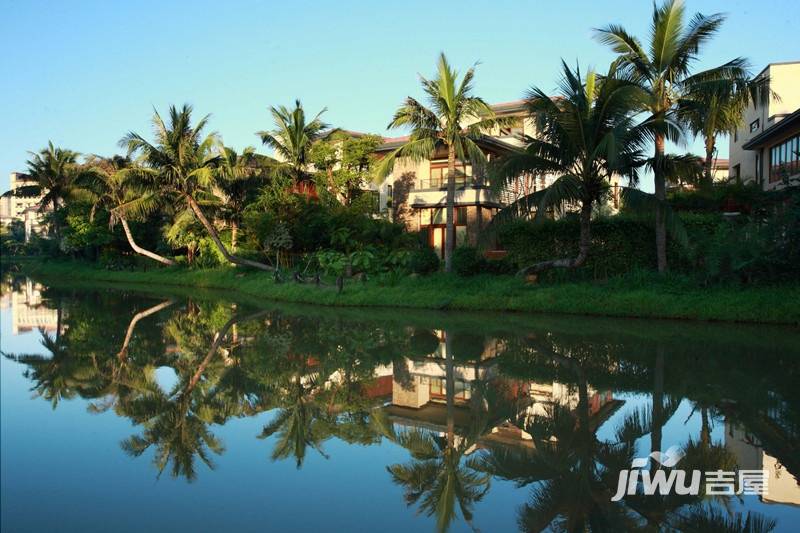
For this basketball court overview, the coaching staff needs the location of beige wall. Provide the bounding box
[729,62,800,186]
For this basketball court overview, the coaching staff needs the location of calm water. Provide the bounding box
[1,276,799,532]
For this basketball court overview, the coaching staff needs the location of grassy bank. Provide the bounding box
[7,258,800,324]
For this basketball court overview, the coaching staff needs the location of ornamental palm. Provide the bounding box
[84,155,174,265]
[376,53,508,272]
[490,61,647,274]
[595,0,754,272]
[121,104,272,271]
[257,99,328,184]
[25,142,82,239]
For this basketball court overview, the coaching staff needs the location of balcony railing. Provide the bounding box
[416,176,483,190]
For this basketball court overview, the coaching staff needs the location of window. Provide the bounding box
[499,117,524,137]
[421,207,467,226]
[769,134,800,183]
[429,378,471,400]
[428,161,473,188]
[755,153,761,183]
[750,119,760,133]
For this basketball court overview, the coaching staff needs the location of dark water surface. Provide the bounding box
[1,275,799,532]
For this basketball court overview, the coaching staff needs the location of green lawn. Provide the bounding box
[7,258,800,324]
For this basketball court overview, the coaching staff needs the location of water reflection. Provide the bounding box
[1,275,799,532]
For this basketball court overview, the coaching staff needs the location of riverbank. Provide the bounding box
[6,258,800,324]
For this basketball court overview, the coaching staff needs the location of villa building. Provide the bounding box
[729,61,800,189]
[368,100,622,257]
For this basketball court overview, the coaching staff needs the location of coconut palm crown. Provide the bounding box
[257,99,328,184]
[376,52,511,272]
[490,60,648,273]
[121,104,272,271]
[595,0,756,272]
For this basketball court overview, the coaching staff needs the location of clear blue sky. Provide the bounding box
[1,0,798,192]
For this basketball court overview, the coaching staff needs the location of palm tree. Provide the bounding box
[121,104,272,271]
[119,309,265,481]
[257,99,328,185]
[678,78,771,187]
[2,328,104,408]
[84,155,175,265]
[595,0,755,272]
[257,375,332,468]
[376,53,507,272]
[214,146,265,251]
[373,331,493,532]
[25,141,82,240]
[373,405,491,532]
[490,61,646,274]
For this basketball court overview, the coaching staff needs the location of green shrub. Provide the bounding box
[452,246,485,277]
[497,214,719,281]
[408,246,440,275]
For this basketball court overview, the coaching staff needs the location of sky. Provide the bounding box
[1,0,798,193]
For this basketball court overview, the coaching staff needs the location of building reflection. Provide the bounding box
[726,419,800,506]
[1,277,61,334]
[375,330,623,454]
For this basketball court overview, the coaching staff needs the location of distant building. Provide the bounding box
[729,61,800,189]
[1,172,47,240]
[706,158,729,183]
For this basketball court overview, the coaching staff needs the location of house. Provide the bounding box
[374,132,518,255]
[706,158,729,183]
[729,61,800,189]
[371,100,622,257]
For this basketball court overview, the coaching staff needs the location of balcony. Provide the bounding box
[415,176,485,190]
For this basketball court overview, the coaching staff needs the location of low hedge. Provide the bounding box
[497,214,719,280]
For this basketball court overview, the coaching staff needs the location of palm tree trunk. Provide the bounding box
[119,218,175,266]
[185,194,274,272]
[444,144,456,273]
[230,221,238,253]
[651,347,664,472]
[118,300,174,358]
[517,201,592,275]
[445,331,455,447]
[702,140,715,189]
[654,133,668,273]
[700,407,710,448]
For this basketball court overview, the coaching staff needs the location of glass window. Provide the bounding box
[750,119,760,132]
[755,153,760,181]
[456,226,467,247]
[499,117,524,137]
[419,209,431,225]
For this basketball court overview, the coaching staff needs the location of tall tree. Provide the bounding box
[376,53,507,272]
[121,104,272,271]
[595,0,754,272]
[25,141,82,240]
[257,99,328,184]
[214,146,266,251]
[678,77,771,187]
[84,155,175,265]
[490,61,646,274]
